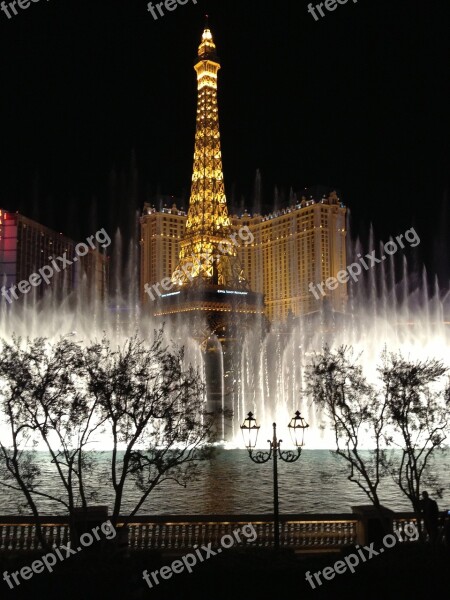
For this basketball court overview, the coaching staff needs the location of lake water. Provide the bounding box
[1,450,448,515]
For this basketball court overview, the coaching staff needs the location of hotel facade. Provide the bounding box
[0,209,108,302]
[140,191,347,323]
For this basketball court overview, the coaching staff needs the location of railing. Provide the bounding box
[0,513,420,553]
[125,515,358,551]
[0,517,70,552]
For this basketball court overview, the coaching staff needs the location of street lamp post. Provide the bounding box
[240,410,309,550]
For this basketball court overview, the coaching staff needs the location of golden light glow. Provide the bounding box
[172,28,246,289]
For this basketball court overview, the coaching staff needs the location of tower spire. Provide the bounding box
[173,25,246,289]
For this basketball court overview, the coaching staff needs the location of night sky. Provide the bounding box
[0,0,449,285]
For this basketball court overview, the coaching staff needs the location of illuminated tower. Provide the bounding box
[156,24,263,331]
[172,26,246,289]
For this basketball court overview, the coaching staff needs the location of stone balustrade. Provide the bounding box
[0,513,421,553]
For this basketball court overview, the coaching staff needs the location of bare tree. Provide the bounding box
[379,351,449,530]
[306,346,388,512]
[85,330,215,524]
[0,336,101,546]
[307,345,449,536]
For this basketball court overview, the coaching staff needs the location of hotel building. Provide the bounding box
[0,209,108,302]
[140,191,347,322]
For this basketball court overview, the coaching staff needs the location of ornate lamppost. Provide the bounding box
[240,410,309,550]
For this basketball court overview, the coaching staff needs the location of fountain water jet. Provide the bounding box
[1,230,448,449]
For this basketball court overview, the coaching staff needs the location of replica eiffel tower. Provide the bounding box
[157,24,264,337]
[156,24,265,437]
[173,25,246,291]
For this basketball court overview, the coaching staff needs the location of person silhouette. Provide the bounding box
[420,491,439,544]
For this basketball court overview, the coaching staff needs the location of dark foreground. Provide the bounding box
[1,544,449,600]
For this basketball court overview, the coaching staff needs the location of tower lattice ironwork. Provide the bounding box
[172,26,246,289]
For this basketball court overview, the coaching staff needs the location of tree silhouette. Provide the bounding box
[0,328,216,546]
